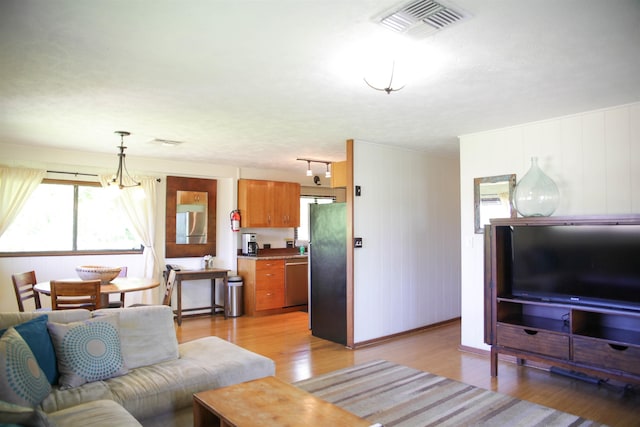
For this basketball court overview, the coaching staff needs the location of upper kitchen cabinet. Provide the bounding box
[177,190,207,205]
[238,179,300,228]
[330,161,347,188]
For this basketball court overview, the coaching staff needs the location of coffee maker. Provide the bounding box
[241,233,258,256]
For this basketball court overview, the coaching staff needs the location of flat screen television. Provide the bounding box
[509,224,640,311]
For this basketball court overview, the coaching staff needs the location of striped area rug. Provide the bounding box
[294,360,606,427]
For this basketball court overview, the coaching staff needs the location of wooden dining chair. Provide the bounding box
[50,280,102,311]
[107,266,128,308]
[161,269,177,306]
[130,268,176,307]
[11,271,46,312]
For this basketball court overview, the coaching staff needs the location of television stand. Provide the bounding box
[485,215,640,384]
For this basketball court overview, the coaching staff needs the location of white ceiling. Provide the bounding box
[1,0,639,174]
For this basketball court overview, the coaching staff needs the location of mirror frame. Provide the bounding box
[166,175,217,258]
[474,174,516,234]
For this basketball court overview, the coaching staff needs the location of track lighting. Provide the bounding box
[297,158,333,179]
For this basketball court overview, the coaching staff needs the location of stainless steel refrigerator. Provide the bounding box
[309,203,347,345]
[176,211,207,244]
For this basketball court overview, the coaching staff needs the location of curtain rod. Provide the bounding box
[46,170,161,182]
[47,170,97,177]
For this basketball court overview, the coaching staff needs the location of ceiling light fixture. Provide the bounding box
[364,60,405,94]
[297,158,332,179]
[111,131,141,189]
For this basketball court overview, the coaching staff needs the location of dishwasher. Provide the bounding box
[284,259,308,307]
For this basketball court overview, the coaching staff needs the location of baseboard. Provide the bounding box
[351,317,461,349]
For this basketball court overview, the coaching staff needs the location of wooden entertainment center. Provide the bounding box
[484,215,640,384]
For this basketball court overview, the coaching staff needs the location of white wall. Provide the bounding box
[459,102,640,350]
[0,142,307,311]
[353,140,461,343]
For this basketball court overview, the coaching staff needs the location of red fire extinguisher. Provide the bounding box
[230,210,241,232]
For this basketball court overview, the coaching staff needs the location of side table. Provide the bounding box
[172,269,228,325]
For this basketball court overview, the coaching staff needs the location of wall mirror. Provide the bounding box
[166,176,217,258]
[474,174,516,234]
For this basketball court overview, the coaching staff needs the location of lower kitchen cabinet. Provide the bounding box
[238,256,308,316]
[255,259,285,311]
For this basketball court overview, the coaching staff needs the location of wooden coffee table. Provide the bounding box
[193,376,372,427]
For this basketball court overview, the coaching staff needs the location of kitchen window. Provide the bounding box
[0,180,142,255]
[296,195,334,242]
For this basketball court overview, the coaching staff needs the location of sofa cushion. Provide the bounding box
[93,305,179,369]
[47,314,128,390]
[0,328,51,407]
[39,377,114,414]
[0,400,53,427]
[0,315,58,385]
[104,336,275,420]
[47,399,142,427]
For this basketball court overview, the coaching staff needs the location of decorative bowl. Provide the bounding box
[75,266,122,285]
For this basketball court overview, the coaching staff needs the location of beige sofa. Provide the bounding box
[0,305,275,426]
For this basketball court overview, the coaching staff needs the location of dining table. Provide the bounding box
[34,277,160,308]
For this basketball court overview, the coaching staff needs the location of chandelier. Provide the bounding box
[111,131,141,189]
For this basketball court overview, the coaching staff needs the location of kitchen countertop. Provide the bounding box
[237,254,308,261]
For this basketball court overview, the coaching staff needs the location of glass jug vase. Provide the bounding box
[513,157,559,217]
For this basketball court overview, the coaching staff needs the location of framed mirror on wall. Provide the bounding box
[474,174,516,234]
[166,176,217,258]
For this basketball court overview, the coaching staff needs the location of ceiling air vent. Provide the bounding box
[377,0,469,38]
[150,138,184,147]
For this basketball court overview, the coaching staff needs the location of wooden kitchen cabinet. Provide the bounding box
[255,259,285,311]
[330,161,347,188]
[274,181,300,227]
[238,257,308,316]
[238,180,271,227]
[238,179,300,228]
[177,190,206,204]
[238,258,284,315]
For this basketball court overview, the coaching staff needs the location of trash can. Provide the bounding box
[226,275,244,317]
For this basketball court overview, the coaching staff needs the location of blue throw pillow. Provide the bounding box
[0,315,58,385]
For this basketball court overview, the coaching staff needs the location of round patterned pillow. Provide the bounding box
[47,315,128,389]
[0,327,51,407]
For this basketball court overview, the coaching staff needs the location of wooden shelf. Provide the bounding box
[498,315,568,334]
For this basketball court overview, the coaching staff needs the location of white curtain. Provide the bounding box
[0,166,46,237]
[100,176,161,287]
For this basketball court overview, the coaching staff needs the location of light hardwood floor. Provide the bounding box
[176,311,640,427]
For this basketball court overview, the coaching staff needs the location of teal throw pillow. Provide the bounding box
[47,315,128,390]
[0,327,52,408]
[0,315,58,385]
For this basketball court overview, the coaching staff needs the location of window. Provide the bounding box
[0,181,142,255]
[296,195,334,242]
